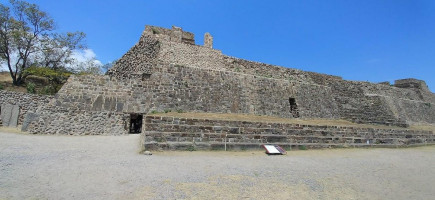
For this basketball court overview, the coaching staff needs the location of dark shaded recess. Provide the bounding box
[289,97,300,118]
[129,114,143,134]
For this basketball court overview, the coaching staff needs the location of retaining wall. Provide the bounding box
[143,115,435,151]
[0,90,52,126]
[25,108,129,135]
[56,64,340,119]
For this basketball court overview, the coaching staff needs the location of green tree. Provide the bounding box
[102,60,116,74]
[23,66,71,94]
[0,0,87,85]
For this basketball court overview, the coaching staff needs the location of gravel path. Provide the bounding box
[1,130,435,200]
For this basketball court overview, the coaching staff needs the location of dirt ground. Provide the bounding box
[0,71,27,93]
[1,130,435,200]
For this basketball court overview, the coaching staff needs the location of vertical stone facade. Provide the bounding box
[204,32,213,48]
[0,90,52,126]
[107,25,435,127]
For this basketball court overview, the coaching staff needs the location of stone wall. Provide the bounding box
[109,25,343,85]
[25,108,129,135]
[107,33,160,80]
[106,25,435,127]
[26,25,435,135]
[394,78,430,91]
[204,32,213,48]
[34,63,434,135]
[144,25,195,45]
[56,64,339,119]
[0,90,52,126]
[330,80,435,126]
[143,115,435,151]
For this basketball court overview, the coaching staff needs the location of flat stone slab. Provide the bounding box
[1,104,12,126]
[1,104,20,127]
[22,112,39,131]
[1,104,19,127]
[9,104,19,127]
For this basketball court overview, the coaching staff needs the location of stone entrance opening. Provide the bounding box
[142,73,151,80]
[289,98,300,118]
[129,114,143,134]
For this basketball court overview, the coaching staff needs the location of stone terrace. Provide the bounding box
[143,113,435,151]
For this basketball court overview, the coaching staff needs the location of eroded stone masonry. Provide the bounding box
[3,25,434,149]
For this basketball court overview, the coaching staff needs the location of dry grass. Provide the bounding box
[0,71,27,93]
[149,112,355,126]
[409,124,435,133]
[0,126,23,134]
[150,112,435,132]
[170,174,360,200]
[0,71,12,82]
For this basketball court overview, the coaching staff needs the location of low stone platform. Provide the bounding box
[143,114,435,151]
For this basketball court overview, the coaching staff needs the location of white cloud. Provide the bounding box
[1,60,8,71]
[1,48,102,72]
[70,49,103,67]
[0,52,19,72]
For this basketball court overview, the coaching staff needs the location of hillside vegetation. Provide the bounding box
[0,71,61,95]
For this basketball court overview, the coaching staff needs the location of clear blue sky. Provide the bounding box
[15,0,435,92]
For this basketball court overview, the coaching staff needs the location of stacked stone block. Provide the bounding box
[0,90,52,126]
[143,115,435,151]
[24,25,435,140]
[107,25,435,127]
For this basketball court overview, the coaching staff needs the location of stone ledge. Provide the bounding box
[143,115,435,151]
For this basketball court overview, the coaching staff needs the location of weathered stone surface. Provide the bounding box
[143,116,435,151]
[21,112,39,132]
[14,24,435,139]
[1,104,13,126]
[92,95,103,111]
[0,91,52,126]
[9,104,19,127]
[0,104,19,127]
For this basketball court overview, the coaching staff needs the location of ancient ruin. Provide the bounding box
[1,25,435,150]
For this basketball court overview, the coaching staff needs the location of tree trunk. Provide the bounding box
[17,72,24,85]
[7,59,19,86]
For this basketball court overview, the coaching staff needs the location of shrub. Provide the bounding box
[0,84,3,90]
[150,110,158,114]
[39,85,56,95]
[298,145,307,150]
[164,109,171,113]
[177,109,184,113]
[187,145,196,151]
[24,66,72,94]
[24,66,71,82]
[26,82,36,94]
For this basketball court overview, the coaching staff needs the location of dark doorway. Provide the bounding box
[129,114,143,134]
[142,73,152,80]
[289,98,300,118]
